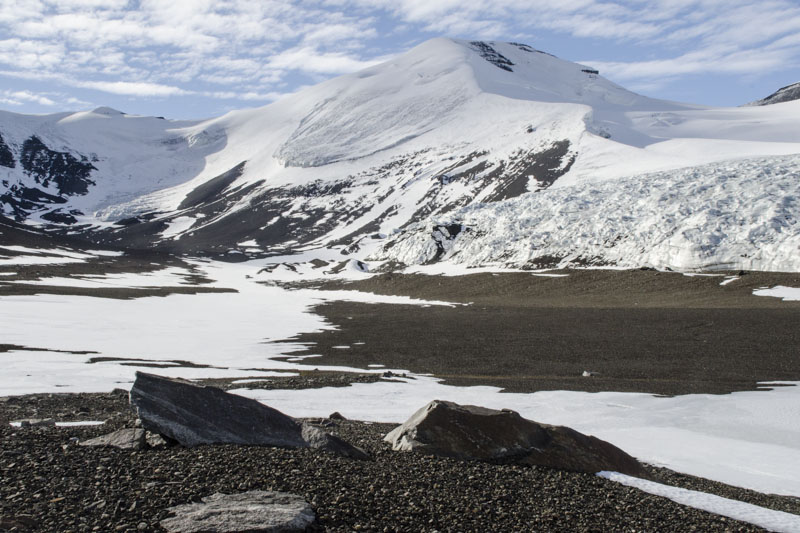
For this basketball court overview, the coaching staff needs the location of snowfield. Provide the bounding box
[373,154,800,272]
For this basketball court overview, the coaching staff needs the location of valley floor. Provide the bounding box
[285,269,800,396]
[1,389,799,533]
[1,250,800,531]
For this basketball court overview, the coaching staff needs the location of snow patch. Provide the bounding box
[753,286,800,301]
[598,471,800,533]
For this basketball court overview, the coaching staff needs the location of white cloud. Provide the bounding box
[0,0,799,111]
[0,88,91,109]
[74,80,190,97]
[267,46,385,74]
[365,0,800,82]
[0,0,384,103]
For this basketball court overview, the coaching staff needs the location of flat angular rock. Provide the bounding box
[385,400,645,477]
[130,372,368,459]
[80,428,146,450]
[160,491,315,533]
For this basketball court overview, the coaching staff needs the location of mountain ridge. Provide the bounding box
[1,38,799,271]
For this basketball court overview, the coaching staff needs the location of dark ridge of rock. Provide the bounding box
[13,185,67,204]
[426,223,463,264]
[40,209,78,224]
[485,140,575,201]
[0,183,69,220]
[748,81,800,106]
[385,400,646,477]
[510,42,554,56]
[469,41,515,72]
[0,131,15,168]
[20,136,96,195]
[178,161,246,210]
[129,372,369,459]
[160,491,315,533]
[79,428,146,450]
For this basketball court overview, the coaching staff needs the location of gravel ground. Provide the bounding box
[1,389,798,532]
[279,271,800,396]
[0,252,231,300]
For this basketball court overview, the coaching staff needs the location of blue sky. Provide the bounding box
[1,0,799,119]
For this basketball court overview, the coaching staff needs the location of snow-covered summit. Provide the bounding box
[273,38,655,168]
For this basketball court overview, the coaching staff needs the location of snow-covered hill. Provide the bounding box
[747,81,800,106]
[1,38,799,270]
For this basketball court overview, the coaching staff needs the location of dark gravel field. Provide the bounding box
[2,389,798,533]
[282,270,800,395]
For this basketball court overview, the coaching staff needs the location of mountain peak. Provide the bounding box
[91,106,125,116]
[747,81,800,106]
[273,37,644,168]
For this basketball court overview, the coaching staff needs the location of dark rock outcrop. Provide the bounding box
[160,491,315,533]
[385,400,645,477]
[129,372,368,459]
[20,136,95,195]
[0,132,14,168]
[469,41,514,72]
[178,161,246,210]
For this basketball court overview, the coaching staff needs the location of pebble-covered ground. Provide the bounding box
[2,387,799,532]
[285,270,800,395]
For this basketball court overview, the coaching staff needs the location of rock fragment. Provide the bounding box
[160,491,315,533]
[80,428,146,450]
[145,430,169,448]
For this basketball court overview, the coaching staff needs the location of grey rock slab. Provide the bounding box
[160,490,315,533]
[129,372,368,459]
[80,428,146,450]
[385,400,645,477]
[301,423,370,460]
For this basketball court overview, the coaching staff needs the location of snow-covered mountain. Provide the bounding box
[748,81,800,106]
[1,38,799,270]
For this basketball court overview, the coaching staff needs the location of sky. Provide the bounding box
[1,0,799,119]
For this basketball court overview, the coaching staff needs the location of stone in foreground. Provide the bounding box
[129,372,368,459]
[385,400,645,477]
[160,491,315,533]
[80,428,146,450]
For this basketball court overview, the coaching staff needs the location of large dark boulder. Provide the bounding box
[129,372,368,459]
[384,400,645,477]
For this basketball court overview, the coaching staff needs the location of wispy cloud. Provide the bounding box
[0,88,90,108]
[0,0,798,113]
[0,0,385,106]
[364,0,800,83]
